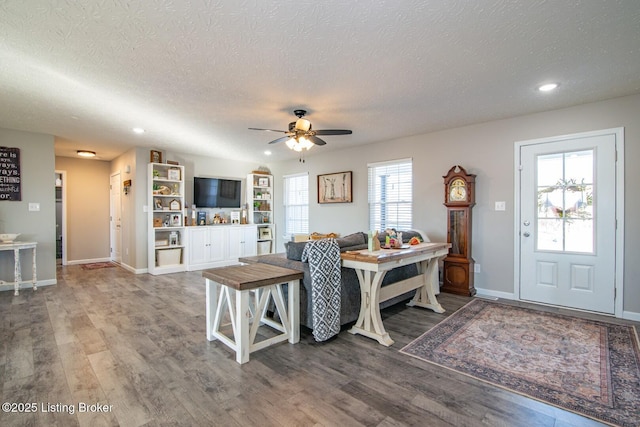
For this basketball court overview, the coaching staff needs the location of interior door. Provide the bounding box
[110,172,122,263]
[519,131,617,314]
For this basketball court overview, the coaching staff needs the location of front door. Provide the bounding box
[518,129,620,314]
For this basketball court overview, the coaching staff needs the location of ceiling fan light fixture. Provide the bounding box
[295,118,311,132]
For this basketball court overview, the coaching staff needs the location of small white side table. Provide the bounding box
[202,263,303,364]
[0,242,37,296]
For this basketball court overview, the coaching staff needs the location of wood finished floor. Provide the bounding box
[1,264,634,427]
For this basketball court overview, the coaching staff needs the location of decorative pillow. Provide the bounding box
[285,241,308,261]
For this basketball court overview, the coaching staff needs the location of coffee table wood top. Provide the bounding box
[202,263,303,291]
[340,242,451,264]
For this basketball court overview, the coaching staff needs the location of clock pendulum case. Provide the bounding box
[441,165,477,296]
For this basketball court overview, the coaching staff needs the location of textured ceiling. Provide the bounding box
[1,0,639,162]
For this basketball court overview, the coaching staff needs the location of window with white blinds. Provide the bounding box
[283,173,309,236]
[368,158,412,231]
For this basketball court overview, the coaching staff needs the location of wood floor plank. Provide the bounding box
[1,263,635,426]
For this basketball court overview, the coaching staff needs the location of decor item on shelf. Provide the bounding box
[169,231,178,246]
[318,171,352,203]
[168,168,181,181]
[249,109,352,162]
[230,211,240,224]
[259,227,272,240]
[197,211,207,225]
[0,233,20,243]
[150,150,162,163]
[153,218,162,227]
[169,199,181,210]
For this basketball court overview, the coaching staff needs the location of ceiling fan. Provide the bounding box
[249,109,352,153]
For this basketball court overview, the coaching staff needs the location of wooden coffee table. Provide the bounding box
[202,263,303,364]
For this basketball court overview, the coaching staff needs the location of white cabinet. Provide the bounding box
[187,226,226,269]
[247,173,274,254]
[148,163,186,275]
[228,226,257,259]
[186,225,257,271]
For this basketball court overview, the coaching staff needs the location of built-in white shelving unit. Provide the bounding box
[247,173,275,254]
[148,163,186,275]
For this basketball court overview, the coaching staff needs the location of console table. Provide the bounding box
[203,263,303,364]
[0,241,37,296]
[341,242,450,346]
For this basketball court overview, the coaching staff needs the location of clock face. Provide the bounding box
[449,178,467,202]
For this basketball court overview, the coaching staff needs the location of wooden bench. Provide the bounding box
[203,263,303,364]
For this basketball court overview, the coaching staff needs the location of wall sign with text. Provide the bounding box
[0,147,21,201]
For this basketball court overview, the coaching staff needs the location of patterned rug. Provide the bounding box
[81,262,117,270]
[401,299,640,427]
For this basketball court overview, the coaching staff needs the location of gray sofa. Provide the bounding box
[240,230,426,331]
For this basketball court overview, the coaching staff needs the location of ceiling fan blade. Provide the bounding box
[268,136,292,145]
[249,127,287,133]
[313,129,353,136]
[308,135,327,146]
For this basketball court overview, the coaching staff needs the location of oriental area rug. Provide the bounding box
[400,299,640,427]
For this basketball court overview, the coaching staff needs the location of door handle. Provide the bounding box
[523,232,530,237]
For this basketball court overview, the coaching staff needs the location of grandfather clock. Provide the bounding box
[442,165,476,296]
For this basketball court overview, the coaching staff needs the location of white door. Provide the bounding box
[110,173,122,263]
[519,130,619,314]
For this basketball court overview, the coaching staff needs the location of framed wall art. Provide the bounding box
[150,150,162,164]
[318,171,352,204]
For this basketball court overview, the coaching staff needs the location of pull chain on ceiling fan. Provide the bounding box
[249,109,352,162]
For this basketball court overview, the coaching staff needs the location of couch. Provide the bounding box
[240,230,429,331]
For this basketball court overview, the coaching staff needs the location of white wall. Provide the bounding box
[271,93,640,314]
[0,129,56,290]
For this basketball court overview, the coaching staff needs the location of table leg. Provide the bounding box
[288,279,300,344]
[14,248,21,296]
[235,290,250,364]
[348,269,394,346]
[407,259,445,313]
[31,246,37,291]
[205,279,218,341]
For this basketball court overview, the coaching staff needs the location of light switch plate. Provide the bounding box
[495,201,506,211]
[28,202,40,211]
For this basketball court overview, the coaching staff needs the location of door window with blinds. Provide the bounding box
[283,173,309,237]
[368,159,412,231]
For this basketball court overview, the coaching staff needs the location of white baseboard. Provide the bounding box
[118,262,148,274]
[475,287,515,300]
[0,278,57,293]
[622,310,640,322]
[66,257,112,265]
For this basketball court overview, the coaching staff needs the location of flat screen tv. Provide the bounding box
[194,177,242,208]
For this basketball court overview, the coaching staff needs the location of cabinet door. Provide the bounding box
[188,228,208,265]
[209,227,226,262]
[242,227,257,257]
[227,226,257,259]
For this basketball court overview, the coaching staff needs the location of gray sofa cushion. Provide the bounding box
[285,241,307,261]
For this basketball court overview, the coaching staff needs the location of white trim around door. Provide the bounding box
[513,127,624,317]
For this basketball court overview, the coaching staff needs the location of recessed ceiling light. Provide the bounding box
[77,150,96,158]
[538,83,559,92]
[264,150,272,156]
[133,127,145,134]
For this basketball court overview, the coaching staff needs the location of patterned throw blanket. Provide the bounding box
[302,239,341,342]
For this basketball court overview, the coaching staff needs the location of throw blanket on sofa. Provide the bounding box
[302,238,341,341]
